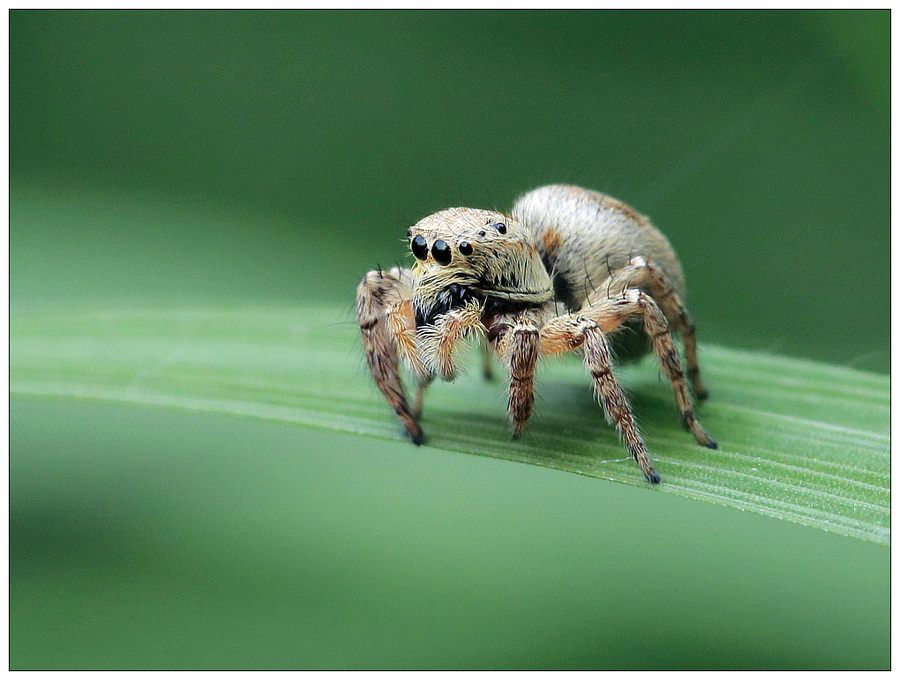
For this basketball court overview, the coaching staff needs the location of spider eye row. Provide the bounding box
[408,222,506,264]
[409,235,475,265]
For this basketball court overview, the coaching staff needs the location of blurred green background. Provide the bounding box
[11,10,889,669]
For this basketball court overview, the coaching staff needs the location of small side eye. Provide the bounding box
[406,229,412,238]
[458,241,473,256]
[432,240,452,265]
[411,235,428,260]
[494,222,507,234]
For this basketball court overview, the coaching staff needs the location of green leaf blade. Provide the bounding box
[11,304,890,545]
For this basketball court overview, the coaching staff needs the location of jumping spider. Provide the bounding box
[356,184,716,483]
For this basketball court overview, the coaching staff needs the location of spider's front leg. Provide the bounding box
[493,317,540,437]
[356,268,429,445]
[541,314,660,483]
[418,300,486,381]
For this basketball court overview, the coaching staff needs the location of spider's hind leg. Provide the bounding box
[584,288,717,450]
[604,256,710,400]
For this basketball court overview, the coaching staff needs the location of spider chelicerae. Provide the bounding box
[356,184,716,483]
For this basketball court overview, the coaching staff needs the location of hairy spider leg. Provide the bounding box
[582,286,716,450]
[539,313,660,483]
[591,256,709,400]
[356,268,427,444]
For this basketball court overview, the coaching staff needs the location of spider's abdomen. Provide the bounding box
[511,184,686,312]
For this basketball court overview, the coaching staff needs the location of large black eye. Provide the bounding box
[431,239,452,265]
[494,222,507,234]
[411,235,428,260]
[458,241,473,256]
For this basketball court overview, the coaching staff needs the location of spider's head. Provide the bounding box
[407,207,553,326]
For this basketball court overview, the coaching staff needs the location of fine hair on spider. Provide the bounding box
[356,184,716,483]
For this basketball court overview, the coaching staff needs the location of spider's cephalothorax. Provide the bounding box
[407,207,554,328]
[356,184,717,483]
